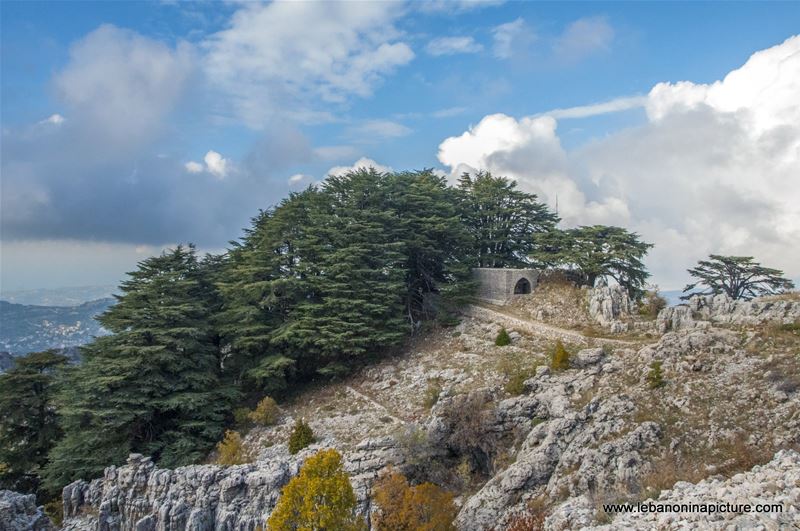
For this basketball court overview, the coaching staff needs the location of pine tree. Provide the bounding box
[0,350,68,497]
[44,246,233,491]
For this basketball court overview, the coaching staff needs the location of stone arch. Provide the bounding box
[514,277,531,295]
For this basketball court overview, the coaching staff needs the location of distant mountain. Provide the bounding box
[0,285,117,306]
[0,298,114,355]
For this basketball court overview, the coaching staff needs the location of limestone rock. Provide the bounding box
[587,286,633,331]
[0,489,54,531]
[62,439,404,531]
[586,449,800,530]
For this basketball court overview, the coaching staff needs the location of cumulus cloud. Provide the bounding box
[426,36,483,56]
[185,161,204,173]
[438,35,800,288]
[327,157,393,177]
[1,25,303,248]
[184,151,230,179]
[553,16,614,62]
[54,24,193,150]
[203,2,414,128]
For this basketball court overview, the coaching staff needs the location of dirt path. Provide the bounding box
[463,303,641,347]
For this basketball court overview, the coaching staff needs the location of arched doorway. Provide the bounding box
[514,277,531,294]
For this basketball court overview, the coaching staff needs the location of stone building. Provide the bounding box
[473,268,540,305]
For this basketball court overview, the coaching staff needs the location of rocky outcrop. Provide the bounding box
[587,285,634,333]
[0,489,54,531]
[453,359,662,530]
[657,293,800,332]
[62,438,404,531]
[583,449,800,530]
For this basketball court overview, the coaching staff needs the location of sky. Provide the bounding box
[2,0,799,292]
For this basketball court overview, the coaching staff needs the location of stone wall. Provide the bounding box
[473,268,539,305]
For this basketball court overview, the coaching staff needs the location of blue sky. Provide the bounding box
[2,1,799,291]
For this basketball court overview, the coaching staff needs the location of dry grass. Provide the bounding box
[759,291,800,302]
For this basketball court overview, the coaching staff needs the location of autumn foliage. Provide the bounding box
[267,448,364,531]
[372,467,457,531]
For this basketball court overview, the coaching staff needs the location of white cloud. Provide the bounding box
[55,24,193,149]
[433,106,468,118]
[541,96,646,119]
[39,114,65,125]
[553,16,614,62]
[438,35,800,288]
[347,119,412,141]
[203,2,414,128]
[417,0,505,13]
[204,150,228,179]
[426,36,483,56]
[287,173,314,189]
[183,150,230,179]
[492,18,529,59]
[327,157,393,177]
[184,161,204,173]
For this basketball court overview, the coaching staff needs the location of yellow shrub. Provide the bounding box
[550,340,570,371]
[248,396,280,426]
[216,430,250,466]
[372,467,457,531]
[267,448,364,531]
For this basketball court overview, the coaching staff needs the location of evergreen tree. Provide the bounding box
[385,170,474,327]
[44,246,233,490]
[535,225,653,298]
[216,191,321,393]
[457,171,559,268]
[0,350,67,497]
[274,169,408,377]
[682,255,795,300]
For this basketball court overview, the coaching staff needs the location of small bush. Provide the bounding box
[288,418,315,454]
[423,378,442,409]
[372,467,457,531]
[550,341,570,371]
[646,361,665,389]
[248,396,280,426]
[637,288,667,320]
[43,499,64,526]
[495,327,512,346]
[233,407,251,427]
[216,430,250,465]
[504,367,534,396]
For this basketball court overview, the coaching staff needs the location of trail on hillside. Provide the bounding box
[464,303,642,347]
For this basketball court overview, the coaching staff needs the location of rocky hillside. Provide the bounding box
[22,287,800,530]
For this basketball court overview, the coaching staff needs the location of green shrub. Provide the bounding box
[550,340,570,370]
[647,361,665,389]
[233,407,252,427]
[423,379,442,409]
[288,418,315,454]
[248,396,280,426]
[504,367,534,396]
[495,328,512,347]
[43,499,64,527]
